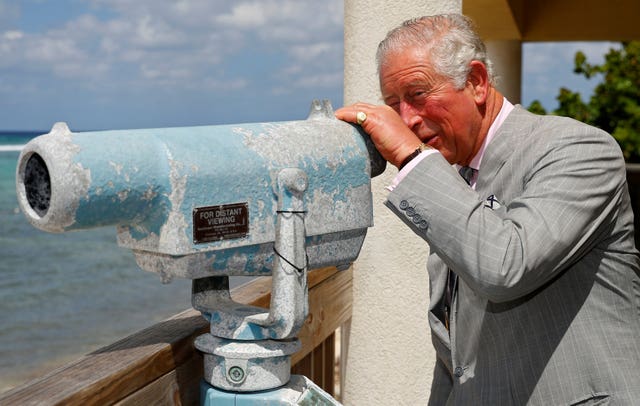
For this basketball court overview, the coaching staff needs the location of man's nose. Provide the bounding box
[399,102,422,130]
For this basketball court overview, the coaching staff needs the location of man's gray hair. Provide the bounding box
[376,14,496,89]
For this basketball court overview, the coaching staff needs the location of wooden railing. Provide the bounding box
[0,267,352,406]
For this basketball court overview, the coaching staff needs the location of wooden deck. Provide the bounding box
[0,266,351,405]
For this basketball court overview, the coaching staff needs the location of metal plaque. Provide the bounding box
[193,202,249,243]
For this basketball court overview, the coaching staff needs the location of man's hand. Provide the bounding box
[335,102,422,169]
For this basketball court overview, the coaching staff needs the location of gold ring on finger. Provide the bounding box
[356,111,367,125]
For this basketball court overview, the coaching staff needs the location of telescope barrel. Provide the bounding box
[15,101,386,278]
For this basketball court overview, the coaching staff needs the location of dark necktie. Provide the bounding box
[444,166,477,330]
[459,166,476,186]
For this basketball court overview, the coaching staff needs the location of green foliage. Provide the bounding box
[527,100,547,115]
[526,41,640,162]
[554,88,594,124]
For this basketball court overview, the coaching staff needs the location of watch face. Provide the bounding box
[418,143,432,152]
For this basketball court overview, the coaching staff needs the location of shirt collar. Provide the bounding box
[466,97,514,172]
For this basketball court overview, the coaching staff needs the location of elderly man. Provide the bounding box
[336,14,640,405]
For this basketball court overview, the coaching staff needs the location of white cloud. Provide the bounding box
[24,36,84,64]
[132,15,189,49]
[0,0,346,129]
[202,77,249,91]
[290,42,337,63]
[3,30,22,40]
[0,0,343,96]
[216,2,270,28]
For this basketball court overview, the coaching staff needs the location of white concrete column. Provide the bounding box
[342,1,461,404]
[486,40,523,104]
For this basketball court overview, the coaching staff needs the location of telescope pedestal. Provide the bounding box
[193,168,341,404]
[194,334,300,392]
[199,375,339,405]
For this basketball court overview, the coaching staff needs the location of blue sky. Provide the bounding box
[0,0,620,132]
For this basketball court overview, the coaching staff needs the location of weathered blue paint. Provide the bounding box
[16,105,385,279]
[235,321,271,341]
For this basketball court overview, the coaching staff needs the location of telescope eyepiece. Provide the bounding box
[23,153,51,218]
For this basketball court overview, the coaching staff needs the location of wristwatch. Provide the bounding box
[399,143,432,170]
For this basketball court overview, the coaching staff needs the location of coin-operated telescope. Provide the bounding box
[15,100,385,405]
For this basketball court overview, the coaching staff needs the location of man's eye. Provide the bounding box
[386,100,400,110]
[411,90,427,98]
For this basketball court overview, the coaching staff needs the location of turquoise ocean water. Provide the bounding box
[0,131,194,392]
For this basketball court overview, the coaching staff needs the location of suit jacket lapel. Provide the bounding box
[476,106,529,194]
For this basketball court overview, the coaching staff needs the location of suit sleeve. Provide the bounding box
[385,123,629,303]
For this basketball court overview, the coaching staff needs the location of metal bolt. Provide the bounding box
[228,366,245,383]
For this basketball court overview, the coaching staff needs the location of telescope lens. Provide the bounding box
[24,153,51,217]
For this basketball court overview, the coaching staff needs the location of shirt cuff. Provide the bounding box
[386,149,439,192]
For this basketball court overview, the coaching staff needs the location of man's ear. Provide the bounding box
[467,60,489,104]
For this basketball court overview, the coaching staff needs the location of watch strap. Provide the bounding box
[399,143,432,170]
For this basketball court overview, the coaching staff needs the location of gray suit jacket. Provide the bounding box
[386,107,640,405]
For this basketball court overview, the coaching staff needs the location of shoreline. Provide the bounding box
[0,145,24,152]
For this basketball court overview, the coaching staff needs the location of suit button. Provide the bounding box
[406,207,416,216]
[399,200,409,210]
[418,220,428,230]
[412,214,422,224]
[454,366,464,377]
